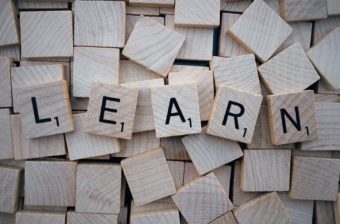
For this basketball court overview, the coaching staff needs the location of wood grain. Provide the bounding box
[161,136,190,161]
[126,6,160,16]
[130,209,180,224]
[212,165,232,197]
[210,212,238,224]
[167,161,184,190]
[0,109,13,160]
[126,16,164,44]
[0,0,19,46]
[130,198,176,214]
[15,211,65,224]
[67,212,118,224]
[119,60,162,84]
[313,16,340,45]
[170,64,209,73]
[183,162,199,185]
[280,0,328,22]
[129,0,174,7]
[0,166,21,213]
[18,0,68,9]
[0,57,12,107]
[220,0,252,12]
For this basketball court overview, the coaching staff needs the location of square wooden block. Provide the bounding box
[182,132,243,175]
[0,166,21,213]
[241,149,291,192]
[74,1,125,48]
[20,11,73,58]
[172,173,233,224]
[289,156,340,201]
[76,164,121,214]
[16,211,65,224]
[161,136,190,161]
[25,161,76,206]
[229,0,292,62]
[267,90,318,145]
[65,113,120,160]
[0,0,19,46]
[151,83,201,138]
[16,80,74,138]
[67,212,118,224]
[122,17,185,77]
[207,86,262,144]
[126,15,164,43]
[86,82,139,139]
[130,209,180,224]
[121,148,176,206]
[174,0,220,28]
[129,0,174,7]
[280,0,328,22]
[0,109,13,160]
[73,47,119,97]
[0,57,12,107]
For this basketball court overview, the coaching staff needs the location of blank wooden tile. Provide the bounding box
[121,148,176,205]
[264,0,281,14]
[161,136,190,161]
[229,0,292,62]
[151,83,201,138]
[0,109,13,160]
[16,211,65,224]
[169,64,209,73]
[313,16,340,45]
[182,132,243,175]
[207,86,262,144]
[0,166,21,213]
[123,17,184,77]
[25,161,76,206]
[315,200,336,224]
[174,0,220,28]
[210,212,238,224]
[327,0,340,15]
[167,161,184,190]
[0,0,19,46]
[213,166,232,197]
[119,60,162,84]
[73,47,119,97]
[241,150,291,192]
[234,192,291,224]
[126,6,160,16]
[67,212,118,224]
[280,0,328,22]
[74,1,125,48]
[130,198,176,214]
[168,71,214,120]
[172,173,233,224]
[76,164,121,214]
[65,113,120,160]
[20,11,73,58]
[126,16,164,43]
[130,209,180,224]
[86,82,139,139]
[315,93,340,102]
[0,57,12,107]
[210,55,261,94]
[293,148,332,158]
[267,90,318,145]
[129,0,174,7]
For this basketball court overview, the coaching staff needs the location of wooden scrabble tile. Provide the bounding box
[20,11,72,58]
[0,166,21,213]
[207,86,262,144]
[11,114,66,160]
[126,16,164,43]
[234,192,291,224]
[264,0,281,14]
[65,113,120,160]
[0,109,13,160]
[122,17,185,77]
[315,94,340,102]
[130,209,180,224]
[258,43,320,94]
[16,211,65,224]
[67,212,118,224]
[25,161,76,206]
[76,164,121,214]
[151,83,201,138]
[313,16,340,45]
[183,162,199,185]
[289,156,340,201]
[121,148,176,205]
[174,0,220,28]
[315,201,336,224]
[210,55,261,94]
[0,0,19,46]
[0,45,20,61]
[86,82,139,139]
[220,0,252,13]
[168,71,214,120]
[210,212,238,224]
[213,165,232,197]
[0,57,12,107]
[130,198,176,214]
[172,173,233,224]
[280,0,328,22]
[74,1,125,48]
[18,0,68,9]
[73,47,119,97]
[167,161,184,190]
[293,149,332,158]
[126,6,160,16]
[267,90,318,145]
[327,0,340,15]
[129,0,174,7]
[169,64,209,73]
[119,60,162,84]
[229,0,292,62]
[241,150,291,192]
[182,132,243,175]
[165,15,214,61]
[161,136,190,161]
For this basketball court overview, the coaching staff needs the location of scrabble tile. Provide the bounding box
[327,0,340,15]
[183,162,199,185]
[0,0,19,46]
[210,55,261,94]
[126,6,160,16]
[130,198,176,214]
[258,43,320,94]
[174,0,220,28]
[169,64,209,73]
[119,60,162,84]
[25,161,76,206]
[315,94,340,103]
[280,0,328,22]
[0,166,21,213]
[168,71,214,120]
[129,0,174,7]
[151,83,201,138]
[18,0,68,9]
[172,173,233,224]
[308,28,340,90]
[182,132,243,175]
[16,80,74,138]
[210,212,238,224]
[0,57,12,107]
[11,114,66,160]
[293,149,332,158]
[67,212,118,224]
[0,45,20,61]
[161,136,190,161]
[264,0,280,14]
[229,0,292,62]
[0,109,13,160]
[65,113,120,160]
[15,211,65,224]
[76,164,121,214]
[213,166,232,197]
[234,192,291,224]
[313,16,340,45]
[167,161,184,190]
[126,16,164,43]
[241,150,291,192]
[121,148,176,205]
[20,11,73,58]
[86,82,139,139]
[165,15,214,61]
[267,90,318,145]
[130,209,180,224]
[315,200,336,224]
[74,1,125,48]
[207,86,262,144]
[72,47,119,97]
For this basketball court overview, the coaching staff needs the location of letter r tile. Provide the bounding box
[207,86,262,144]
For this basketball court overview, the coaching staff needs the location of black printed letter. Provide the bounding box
[222,101,245,129]
[165,98,186,125]
[99,96,120,124]
[31,97,51,124]
[280,106,301,133]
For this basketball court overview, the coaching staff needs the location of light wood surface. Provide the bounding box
[0,57,12,107]
[167,161,184,190]
[126,6,160,16]
[18,0,68,9]
[129,0,174,7]
[280,0,328,22]
[15,211,65,224]
[0,109,13,160]
[210,212,238,224]
[119,60,162,84]
[126,16,164,44]
[161,136,191,161]
[67,212,118,224]
[220,0,252,12]
[0,0,19,46]
[130,198,176,214]
[0,166,21,213]
[313,16,340,45]
[169,64,209,73]
[130,209,180,224]
[183,162,199,185]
